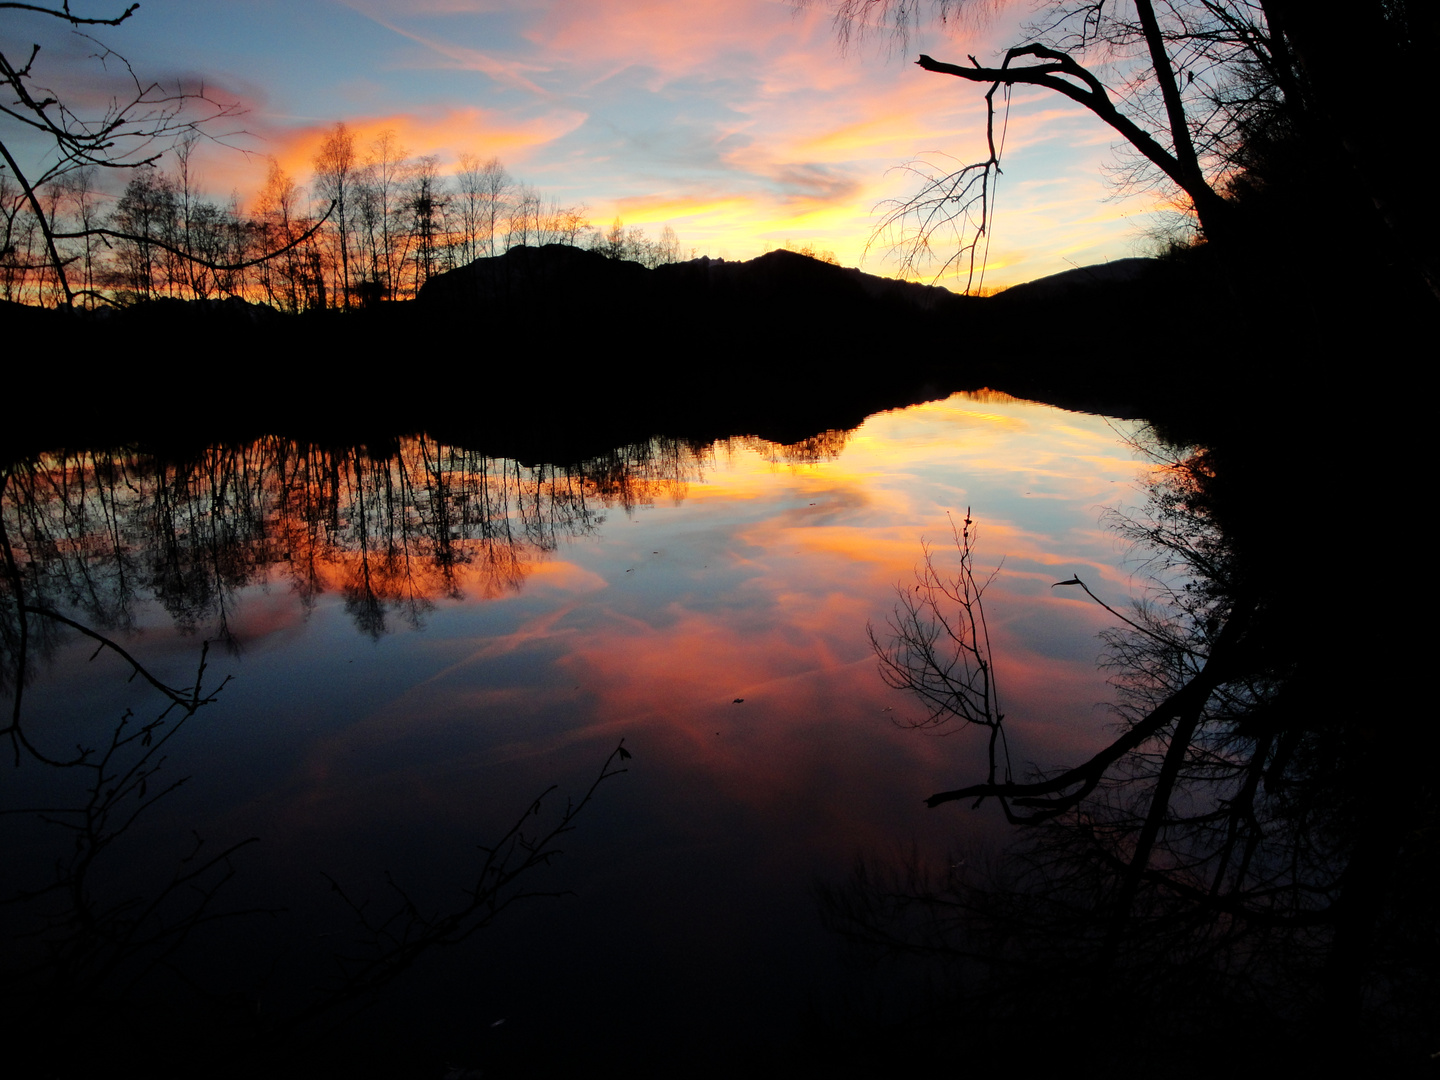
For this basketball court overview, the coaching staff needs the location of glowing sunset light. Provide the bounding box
[11,0,1183,292]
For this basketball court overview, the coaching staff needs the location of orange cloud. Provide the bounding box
[253,106,585,196]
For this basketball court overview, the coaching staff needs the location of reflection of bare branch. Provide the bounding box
[287,740,631,1030]
[1,611,264,1042]
[870,510,1011,792]
[862,434,1356,975]
[23,605,224,709]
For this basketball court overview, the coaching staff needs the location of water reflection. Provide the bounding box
[2,432,854,653]
[820,428,1435,1074]
[2,394,1153,1071]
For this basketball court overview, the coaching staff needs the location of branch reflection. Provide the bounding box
[2,428,849,648]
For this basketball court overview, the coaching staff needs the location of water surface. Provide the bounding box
[3,391,1162,1066]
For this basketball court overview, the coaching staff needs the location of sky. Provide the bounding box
[10,0,1178,291]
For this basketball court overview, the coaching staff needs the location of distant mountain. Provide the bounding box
[995,257,1156,303]
[417,244,973,321]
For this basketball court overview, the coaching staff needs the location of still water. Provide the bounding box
[3,391,1163,1067]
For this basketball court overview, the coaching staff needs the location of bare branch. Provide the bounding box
[287,739,631,1029]
[0,3,138,27]
[51,200,337,275]
[0,7,252,304]
[916,45,1200,204]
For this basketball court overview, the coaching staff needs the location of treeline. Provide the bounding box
[0,122,686,309]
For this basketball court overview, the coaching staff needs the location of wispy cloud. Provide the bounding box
[96,0,1162,288]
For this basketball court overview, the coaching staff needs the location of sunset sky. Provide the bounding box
[13,0,1177,290]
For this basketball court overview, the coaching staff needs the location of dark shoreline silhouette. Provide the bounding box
[6,240,1377,466]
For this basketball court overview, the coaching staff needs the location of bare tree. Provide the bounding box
[655,223,683,266]
[826,1,1437,297]
[312,122,358,308]
[505,182,542,250]
[589,216,684,267]
[253,159,308,311]
[354,129,409,299]
[108,169,177,300]
[476,155,511,257]
[0,2,246,305]
[453,152,495,265]
[57,163,101,301]
[406,153,446,294]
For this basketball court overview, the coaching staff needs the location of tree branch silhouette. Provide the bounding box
[1,3,247,304]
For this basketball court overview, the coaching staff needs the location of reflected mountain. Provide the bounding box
[5,243,1275,469]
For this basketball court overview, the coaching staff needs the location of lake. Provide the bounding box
[2,391,1166,1072]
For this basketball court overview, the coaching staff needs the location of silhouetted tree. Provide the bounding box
[454,153,510,263]
[313,122,358,308]
[842,432,1434,1067]
[109,170,177,300]
[589,216,685,268]
[0,2,245,305]
[823,1,1436,297]
[407,154,446,293]
[354,129,409,300]
[254,159,307,311]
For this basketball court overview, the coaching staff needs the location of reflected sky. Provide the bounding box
[5,392,1164,1060]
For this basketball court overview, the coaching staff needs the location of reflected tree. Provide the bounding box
[2,430,871,643]
[2,462,632,1068]
[834,431,1435,1068]
[1,463,257,1059]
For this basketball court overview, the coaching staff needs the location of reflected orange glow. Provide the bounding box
[9,396,1153,863]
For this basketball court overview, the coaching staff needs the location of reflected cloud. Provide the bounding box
[5,394,1164,1068]
[4,396,1147,846]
